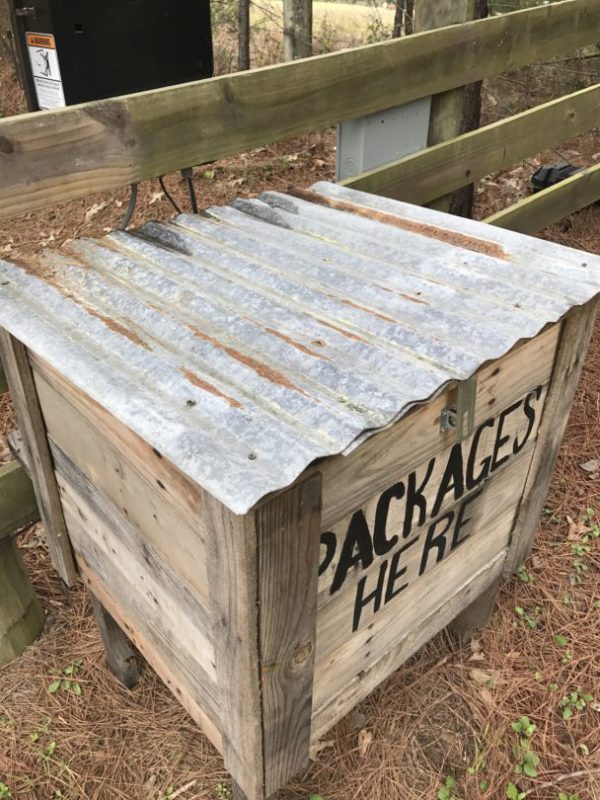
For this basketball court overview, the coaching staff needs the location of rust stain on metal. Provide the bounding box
[292,188,509,260]
[85,308,151,350]
[316,319,368,343]
[265,327,331,360]
[180,369,242,408]
[188,326,309,396]
[339,297,397,324]
[378,285,430,306]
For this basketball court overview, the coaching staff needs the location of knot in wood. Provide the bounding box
[293,640,313,666]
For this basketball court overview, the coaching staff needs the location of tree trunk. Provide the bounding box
[0,535,45,666]
[283,0,312,60]
[238,0,251,71]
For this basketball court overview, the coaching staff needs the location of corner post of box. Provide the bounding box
[208,473,323,800]
[0,329,77,586]
[504,298,599,578]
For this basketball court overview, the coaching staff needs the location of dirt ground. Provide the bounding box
[1,36,600,800]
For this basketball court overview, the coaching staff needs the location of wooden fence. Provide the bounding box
[0,0,599,542]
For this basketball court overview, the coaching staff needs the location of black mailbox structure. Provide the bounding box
[8,0,213,110]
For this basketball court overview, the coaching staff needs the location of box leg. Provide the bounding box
[90,593,139,689]
[448,578,501,643]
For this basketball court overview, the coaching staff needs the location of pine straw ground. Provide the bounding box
[1,49,600,800]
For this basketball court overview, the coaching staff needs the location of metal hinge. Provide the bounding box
[440,374,477,442]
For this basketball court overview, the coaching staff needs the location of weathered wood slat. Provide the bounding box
[0,362,7,394]
[343,84,600,204]
[257,476,322,796]
[311,549,505,742]
[0,0,596,219]
[486,162,600,234]
[316,324,559,531]
[0,332,77,585]
[504,299,600,576]
[0,460,39,539]
[32,365,210,605]
[90,593,139,689]
[0,535,45,666]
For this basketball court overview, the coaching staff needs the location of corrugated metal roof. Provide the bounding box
[1,181,599,514]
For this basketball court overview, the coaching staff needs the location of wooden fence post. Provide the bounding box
[0,535,45,666]
[283,0,313,60]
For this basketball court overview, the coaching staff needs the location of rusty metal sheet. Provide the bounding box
[1,181,599,514]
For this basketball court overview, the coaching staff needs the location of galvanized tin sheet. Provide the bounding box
[1,182,599,514]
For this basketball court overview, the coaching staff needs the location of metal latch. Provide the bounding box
[440,374,477,442]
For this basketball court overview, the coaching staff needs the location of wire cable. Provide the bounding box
[159,176,182,214]
[120,183,139,230]
[182,168,199,214]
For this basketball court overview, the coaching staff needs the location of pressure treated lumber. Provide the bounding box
[0,535,45,666]
[0,460,39,539]
[90,594,139,689]
[0,0,596,219]
[504,299,600,577]
[343,84,600,204]
[0,332,77,585]
[486,162,600,235]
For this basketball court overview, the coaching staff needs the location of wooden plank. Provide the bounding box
[413,0,476,212]
[311,549,505,742]
[486,161,600,235]
[343,84,600,204]
[257,475,322,796]
[0,362,7,394]
[90,594,139,689]
[0,535,45,666]
[315,446,533,696]
[32,365,210,605]
[206,497,264,800]
[0,0,596,219]
[0,332,77,585]
[53,444,216,682]
[504,299,600,576]
[0,460,39,539]
[316,324,559,531]
[448,576,501,641]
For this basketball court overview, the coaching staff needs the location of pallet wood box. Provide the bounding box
[1,182,600,799]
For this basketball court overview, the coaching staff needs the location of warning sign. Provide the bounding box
[26,32,66,110]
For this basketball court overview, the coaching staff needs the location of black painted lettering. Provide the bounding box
[319,531,337,577]
[431,443,465,518]
[331,511,374,595]
[451,487,484,551]
[385,537,419,603]
[466,418,495,490]
[373,482,404,556]
[419,510,454,576]
[492,399,522,471]
[403,457,435,539]
[514,385,542,454]
[353,560,388,632]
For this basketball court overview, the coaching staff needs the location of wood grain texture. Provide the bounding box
[0,460,39,538]
[448,576,501,641]
[33,366,209,604]
[315,324,559,531]
[504,300,600,576]
[0,332,77,585]
[413,0,476,212]
[311,549,505,741]
[0,0,596,218]
[0,362,7,395]
[206,497,263,800]
[257,475,322,796]
[343,84,600,204]
[486,161,600,234]
[90,594,139,689]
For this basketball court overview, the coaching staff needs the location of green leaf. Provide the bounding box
[437,789,450,800]
[506,783,519,800]
[549,683,559,692]
[479,779,489,791]
[523,763,538,778]
[60,680,70,690]
[554,635,569,647]
[578,743,589,756]
[47,680,61,694]
[71,682,82,696]
[534,671,544,682]
[562,707,573,720]
[63,665,74,676]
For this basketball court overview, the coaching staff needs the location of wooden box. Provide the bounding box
[1,183,599,799]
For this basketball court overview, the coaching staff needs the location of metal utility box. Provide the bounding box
[1,183,599,799]
[9,0,213,110]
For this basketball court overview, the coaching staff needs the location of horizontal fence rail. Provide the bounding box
[485,162,600,233]
[0,0,597,219]
[343,84,600,205]
[0,461,39,540]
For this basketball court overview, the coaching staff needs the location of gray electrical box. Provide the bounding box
[336,98,432,181]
